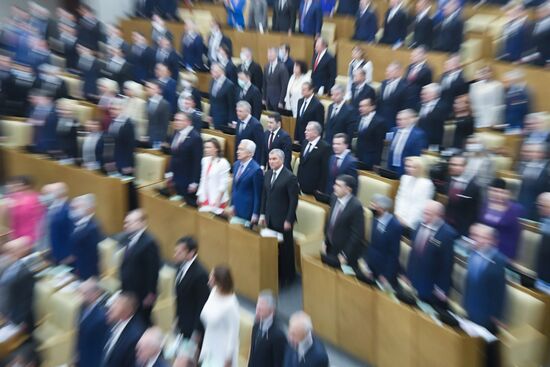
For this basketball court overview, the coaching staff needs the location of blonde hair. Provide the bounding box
[405,156,427,177]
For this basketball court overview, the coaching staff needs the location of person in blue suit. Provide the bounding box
[77,4,104,52]
[76,279,109,367]
[76,44,103,102]
[359,194,402,286]
[387,109,428,176]
[299,0,323,36]
[325,133,358,195]
[69,194,103,280]
[231,139,264,223]
[404,200,457,304]
[464,223,507,332]
[209,63,236,129]
[135,0,155,18]
[166,112,203,206]
[503,70,530,131]
[158,0,179,20]
[25,38,51,72]
[181,21,206,71]
[234,101,265,164]
[224,0,246,29]
[47,182,75,264]
[28,90,59,154]
[337,0,359,15]
[353,0,378,42]
[264,112,293,169]
[155,63,178,114]
[129,31,156,83]
[283,311,329,367]
[499,5,531,62]
[104,100,136,175]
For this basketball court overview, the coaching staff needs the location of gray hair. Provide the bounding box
[258,289,276,309]
[289,311,313,333]
[371,194,393,211]
[240,139,256,155]
[73,193,96,211]
[423,83,441,97]
[306,121,323,136]
[331,84,345,95]
[236,100,251,113]
[269,148,285,161]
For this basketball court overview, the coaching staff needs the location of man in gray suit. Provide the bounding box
[262,47,289,111]
[145,80,171,148]
[247,0,268,31]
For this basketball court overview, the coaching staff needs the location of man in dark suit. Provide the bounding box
[263,47,289,111]
[173,236,210,339]
[179,95,204,131]
[81,119,105,169]
[249,290,287,367]
[523,3,550,67]
[218,45,239,85]
[260,149,300,284]
[535,193,550,286]
[433,0,463,53]
[145,80,171,147]
[59,23,80,70]
[235,101,265,164]
[77,4,103,51]
[166,113,203,206]
[517,143,550,221]
[380,0,407,45]
[69,194,103,280]
[101,292,146,367]
[294,82,325,142]
[207,21,233,64]
[439,55,468,109]
[102,46,133,92]
[237,70,262,119]
[135,327,171,366]
[264,112,292,168]
[411,0,434,49]
[356,98,386,170]
[387,109,428,176]
[353,0,378,42]
[238,48,263,92]
[322,174,365,267]
[76,279,109,367]
[155,36,180,81]
[324,84,357,143]
[417,83,449,148]
[27,90,59,154]
[104,100,136,175]
[325,133,358,195]
[299,0,323,36]
[0,55,14,116]
[498,4,530,62]
[503,70,530,131]
[464,223,506,333]
[119,210,161,325]
[209,63,236,129]
[180,21,206,71]
[405,47,433,111]
[349,68,376,113]
[311,38,336,95]
[358,194,401,286]
[35,64,69,101]
[155,63,178,114]
[272,0,297,34]
[378,62,409,129]
[129,31,156,82]
[283,311,329,367]
[136,0,155,18]
[445,155,481,236]
[76,44,103,101]
[404,200,457,304]
[297,121,331,194]
[231,140,264,223]
[46,182,75,265]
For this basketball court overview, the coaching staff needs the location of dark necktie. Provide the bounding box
[268,132,275,150]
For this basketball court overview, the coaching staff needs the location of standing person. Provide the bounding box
[272,0,297,34]
[283,311,329,367]
[433,0,463,53]
[119,209,161,325]
[325,133,358,195]
[27,90,59,154]
[299,0,323,37]
[411,0,434,49]
[145,80,171,148]
[263,47,289,111]
[469,66,505,129]
[236,70,263,120]
[294,82,325,143]
[379,0,407,46]
[324,84,356,144]
[103,99,136,175]
[387,109,428,176]
[417,83,449,149]
[297,121,331,195]
[310,38,336,95]
[355,98,386,170]
[197,139,231,214]
[284,61,311,117]
[248,0,268,31]
[405,47,433,111]
[517,143,550,221]
[260,149,300,285]
[451,94,475,149]
[234,101,265,164]
[48,182,74,265]
[263,112,292,169]
[135,327,171,367]
[209,63,236,129]
[378,62,409,130]
[353,0,378,42]
[238,48,264,92]
[200,266,240,367]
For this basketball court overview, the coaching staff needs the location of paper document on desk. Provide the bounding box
[341,265,356,276]
[260,228,284,242]
[454,315,498,342]
[230,217,250,226]
[0,324,21,342]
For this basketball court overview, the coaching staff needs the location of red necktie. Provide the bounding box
[314,53,322,71]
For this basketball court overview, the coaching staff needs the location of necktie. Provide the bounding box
[314,53,322,71]
[384,80,395,100]
[448,179,463,200]
[239,121,246,134]
[327,200,342,242]
[300,99,309,116]
[304,142,312,156]
[331,105,339,118]
[415,225,432,254]
[359,115,371,131]
[236,163,246,180]
[331,156,340,176]
[391,130,406,167]
[175,264,186,284]
[171,131,182,149]
[212,80,221,96]
[268,132,275,149]
[270,63,275,74]
[270,171,278,187]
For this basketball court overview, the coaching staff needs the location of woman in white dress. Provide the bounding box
[197,138,231,214]
[200,265,240,367]
[469,65,504,128]
[394,156,435,235]
[284,60,311,117]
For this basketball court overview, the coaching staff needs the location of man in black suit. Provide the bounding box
[101,292,146,367]
[353,0,378,42]
[324,84,357,144]
[411,0,433,49]
[129,31,156,82]
[102,46,133,91]
[209,63,236,129]
[155,36,180,81]
[433,0,464,53]
[103,100,136,175]
[517,143,550,221]
[238,48,264,92]
[263,47,289,111]
[311,38,336,95]
[380,0,408,46]
[439,55,468,111]
[179,95,204,131]
[356,98,386,170]
[260,149,300,285]
[248,290,287,367]
[135,327,171,367]
[297,121,331,194]
[77,4,103,51]
[322,174,365,267]
[145,80,171,147]
[378,61,409,130]
[264,112,292,169]
[405,46,433,111]
[0,55,14,116]
[237,70,262,119]
[272,0,297,34]
[294,82,325,142]
[349,68,376,113]
[417,83,449,148]
[445,155,481,236]
[235,101,265,164]
[35,64,69,101]
[173,236,210,339]
[119,210,161,325]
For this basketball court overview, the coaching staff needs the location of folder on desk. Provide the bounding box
[260,228,284,242]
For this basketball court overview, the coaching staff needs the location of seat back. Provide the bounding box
[1,120,33,147]
[475,131,506,152]
[321,22,336,45]
[516,228,542,272]
[490,155,513,172]
[157,265,177,301]
[294,200,326,241]
[363,207,373,244]
[49,290,82,331]
[399,241,411,273]
[442,123,456,148]
[60,74,83,99]
[450,263,468,304]
[504,286,546,332]
[201,133,226,152]
[260,114,270,130]
[202,101,211,119]
[98,237,119,277]
[134,153,166,186]
[293,157,300,176]
[357,174,393,208]
[239,308,254,361]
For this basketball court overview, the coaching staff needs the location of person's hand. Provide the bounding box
[278,102,284,109]
[321,242,327,255]
[357,258,372,278]
[104,162,116,173]
[250,214,258,224]
[187,183,198,193]
[433,287,447,302]
[61,255,76,265]
[258,216,266,226]
[288,30,292,36]
[225,206,235,218]
[224,360,232,367]
[338,253,347,265]
[143,293,157,307]
[283,221,292,231]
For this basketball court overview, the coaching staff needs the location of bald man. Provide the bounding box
[403,200,457,304]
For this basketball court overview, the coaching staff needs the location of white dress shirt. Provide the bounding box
[394,175,435,229]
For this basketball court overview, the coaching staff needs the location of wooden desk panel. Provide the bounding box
[196,212,229,271]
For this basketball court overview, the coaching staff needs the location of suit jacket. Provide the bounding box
[272,0,297,33]
[439,71,468,109]
[263,62,289,109]
[528,19,550,67]
[434,15,464,53]
[325,153,358,194]
[248,0,268,30]
[380,7,408,44]
[238,61,264,92]
[102,60,133,91]
[49,201,75,263]
[80,133,105,166]
[350,82,376,113]
[235,117,265,164]
[237,84,263,119]
[0,260,34,330]
[128,44,155,82]
[77,301,110,367]
[209,78,236,129]
[207,34,233,63]
[365,215,401,285]
[155,48,180,81]
[33,76,69,101]
[297,138,331,194]
[147,98,171,144]
[417,99,449,146]
[353,7,378,42]
[101,316,146,367]
[77,57,103,99]
[62,36,79,70]
[445,178,481,236]
[387,126,428,176]
[104,118,136,172]
[175,260,210,338]
[411,14,434,49]
[324,103,357,143]
[159,77,178,114]
[299,0,323,36]
[405,62,433,110]
[261,168,299,231]
[325,194,365,266]
[168,128,203,196]
[356,112,386,169]
[504,85,530,129]
[224,60,239,85]
[407,222,457,301]
[158,0,178,19]
[311,51,336,94]
[77,17,103,51]
[248,319,287,367]
[119,231,161,302]
[31,107,59,153]
[500,21,531,62]
[537,233,550,283]
[71,217,103,280]
[226,0,246,29]
[294,97,325,142]
[264,129,292,168]
[517,161,550,221]
[336,0,358,15]
[377,78,409,129]
[232,159,264,220]
[181,33,206,71]
[282,336,329,367]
